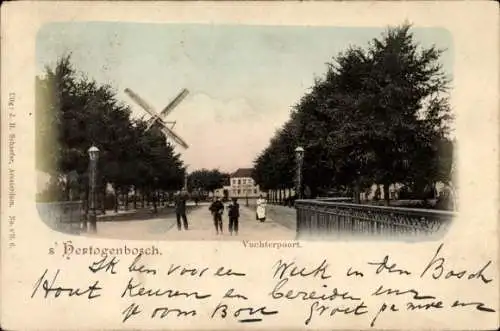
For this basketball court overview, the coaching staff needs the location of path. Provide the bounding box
[91,203,295,241]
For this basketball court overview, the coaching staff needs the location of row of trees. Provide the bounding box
[36,55,186,204]
[186,169,230,199]
[253,24,455,204]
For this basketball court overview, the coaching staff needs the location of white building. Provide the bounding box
[230,168,262,198]
[212,168,263,198]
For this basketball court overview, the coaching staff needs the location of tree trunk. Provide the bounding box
[65,179,71,201]
[311,186,318,199]
[153,191,158,214]
[101,188,106,214]
[114,188,119,213]
[383,183,390,206]
[353,184,361,204]
[124,191,129,210]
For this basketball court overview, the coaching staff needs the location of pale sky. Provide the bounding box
[36,23,453,173]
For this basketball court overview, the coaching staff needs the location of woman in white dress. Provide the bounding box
[256,195,267,222]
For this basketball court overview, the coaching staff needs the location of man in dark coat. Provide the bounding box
[209,196,224,235]
[228,198,240,236]
[174,192,189,230]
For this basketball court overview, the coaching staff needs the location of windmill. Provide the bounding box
[124,88,190,149]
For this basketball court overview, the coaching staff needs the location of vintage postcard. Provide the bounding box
[1,1,499,330]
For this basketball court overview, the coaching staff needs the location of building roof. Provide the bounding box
[231,168,254,178]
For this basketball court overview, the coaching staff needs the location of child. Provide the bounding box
[228,198,240,236]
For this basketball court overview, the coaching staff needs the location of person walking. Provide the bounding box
[209,196,224,235]
[174,191,189,230]
[256,194,267,222]
[228,198,240,236]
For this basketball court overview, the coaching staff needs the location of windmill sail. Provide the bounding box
[160,88,189,117]
[145,89,188,131]
[124,86,189,149]
[124,88,160,119]
[160,126,189,149]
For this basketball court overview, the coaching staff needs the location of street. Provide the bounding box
[92,203,295,241]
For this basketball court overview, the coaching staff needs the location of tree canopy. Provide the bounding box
[253,24,455,201]
[36,55,186,202]
[187,169,230,195]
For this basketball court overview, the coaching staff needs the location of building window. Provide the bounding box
[238,179,241,185]
[254,189,257,194]
[238,189,241,195]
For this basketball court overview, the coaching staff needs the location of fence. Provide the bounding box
[295,199,455,239]
[36,201,85,235]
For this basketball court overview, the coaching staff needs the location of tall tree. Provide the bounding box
[253,23,454,204]
[35,55,186,203]
[363,24,452,203]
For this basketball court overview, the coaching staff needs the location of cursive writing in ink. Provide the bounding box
[420,244,493,284]
[224,288,248,300]
[346,267,364,277]
[370,302,399,327]
[121,277,211,299]
[151,307,197,319]
[128,253,156,275]
[211,302,278,323]
[88,255,119,274]
[451,300,496,312]
[304,300,368,325]
[214,266,246,277]
[273,259,331,280]
[167,264,210,277]
[407,301,444,310]
[270,277,360,301]
[122,303,142,323]
[367,255,411,275]
[372,285,436,300]
[31,269,102,299]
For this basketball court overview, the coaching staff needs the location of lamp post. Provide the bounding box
[87,145,99,233]
[295,146,305,200]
